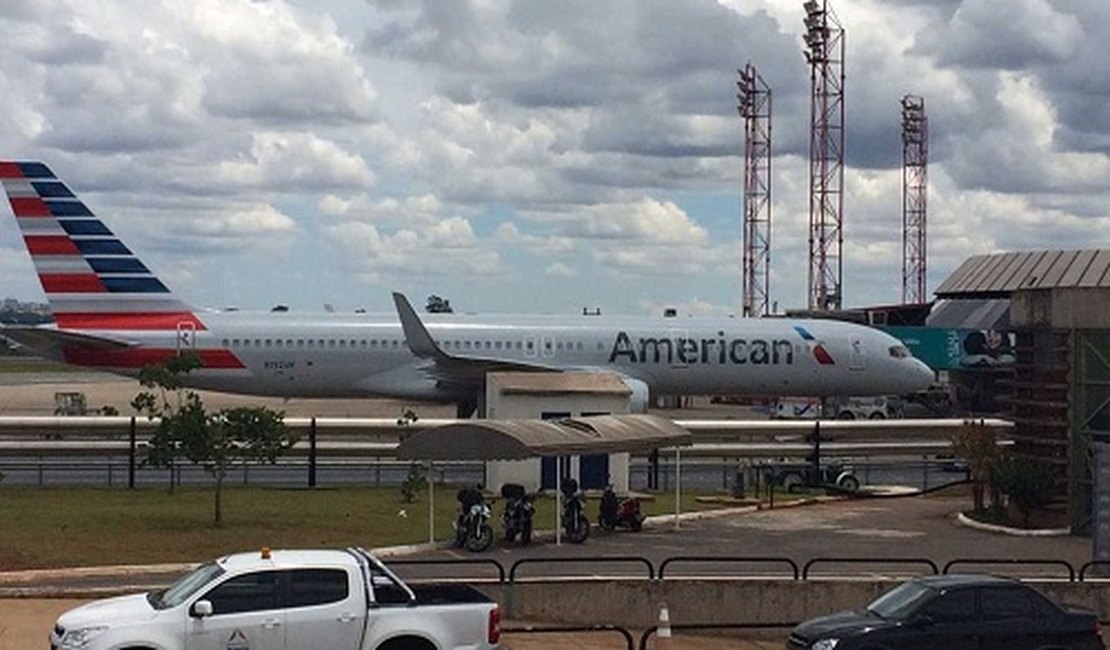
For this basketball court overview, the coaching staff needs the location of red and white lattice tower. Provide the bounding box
[802,0,845,311]
[901,95,928,304]
[737,63,772,317]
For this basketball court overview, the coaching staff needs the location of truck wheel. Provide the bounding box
[837,410,856,420]
[868,411,886,420]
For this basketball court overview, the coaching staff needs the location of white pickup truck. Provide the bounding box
[49,547,501,650]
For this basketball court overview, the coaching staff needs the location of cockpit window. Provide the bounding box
[889,345,910,359]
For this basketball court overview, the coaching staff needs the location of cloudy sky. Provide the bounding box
[0,0,1107,317]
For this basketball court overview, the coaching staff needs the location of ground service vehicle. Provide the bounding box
[49,547,501,650]
[787,573,1103,650]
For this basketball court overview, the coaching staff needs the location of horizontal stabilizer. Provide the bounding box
[0,325,134,362]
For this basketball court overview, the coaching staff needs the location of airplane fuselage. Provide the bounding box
[55,310,934,401]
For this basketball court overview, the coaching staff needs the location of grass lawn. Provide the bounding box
[0,485,722,570]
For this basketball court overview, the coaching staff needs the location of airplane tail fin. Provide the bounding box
[0,161,202,331]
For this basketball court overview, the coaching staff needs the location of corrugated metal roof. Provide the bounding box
[935,249,1110,296]
[925,298,1011,329]
[395,414,692,460]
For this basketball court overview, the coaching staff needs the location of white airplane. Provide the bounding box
[0,161,934,415]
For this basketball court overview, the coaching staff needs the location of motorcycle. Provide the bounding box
[560,478,590,543]
[454,487,494,552]
[598,484,645,532]
[500,483,535,545]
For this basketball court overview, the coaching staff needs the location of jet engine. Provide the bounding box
[617,376,650,414]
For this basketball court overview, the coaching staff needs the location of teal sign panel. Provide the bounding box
[882,326,1015,371]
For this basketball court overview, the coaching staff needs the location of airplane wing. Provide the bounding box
[392,292,562,388]
[0,324,135,361]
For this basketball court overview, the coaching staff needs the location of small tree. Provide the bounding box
[400,463,425,503]
[949,420,1002,512]
[992,455,1055,527]
[133,353,298,525]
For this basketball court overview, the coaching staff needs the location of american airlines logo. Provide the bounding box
[793,325,836,365]
[608,331,796,365]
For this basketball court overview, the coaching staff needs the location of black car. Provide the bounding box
[787,574,1103,650]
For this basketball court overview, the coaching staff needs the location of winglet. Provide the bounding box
[392,292,447,360]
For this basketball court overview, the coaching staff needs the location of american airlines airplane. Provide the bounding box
[0,161,934,415]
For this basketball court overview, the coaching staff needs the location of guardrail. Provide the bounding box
[658,556,800,580]
[366,555,1110,584]
[943,558,1077,581]
[509,556,656,581]
[0,415,1013,442]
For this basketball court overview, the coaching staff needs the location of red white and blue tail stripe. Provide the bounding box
[0,161,203,331]
[1,161,246,371]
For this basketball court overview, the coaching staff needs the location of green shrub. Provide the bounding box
[991,455,1054,527]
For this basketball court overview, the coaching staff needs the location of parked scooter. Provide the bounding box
[560,478,590,543]
[454,486,493,552]
[598,484,645,532]
[500,483,535,545]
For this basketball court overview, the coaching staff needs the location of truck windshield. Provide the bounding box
[150,562,226,610]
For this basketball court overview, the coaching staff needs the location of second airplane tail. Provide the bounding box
[0,161,202,331]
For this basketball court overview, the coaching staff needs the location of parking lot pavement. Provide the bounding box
[406,493,1091,580]
[1,493,1092,650]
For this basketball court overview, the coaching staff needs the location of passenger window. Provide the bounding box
[287,569,348,608]
[203,571,280,615]
[918,588,976,623]
[980,587,1035,620]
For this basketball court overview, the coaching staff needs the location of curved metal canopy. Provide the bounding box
[395,414,692,461]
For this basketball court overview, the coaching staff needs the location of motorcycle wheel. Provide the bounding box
[466,523,494,552]
[630,516,643,532]
[504,527,517,543]
[566,514,590,543]
[599,516,616,532]
[521,520,532,545]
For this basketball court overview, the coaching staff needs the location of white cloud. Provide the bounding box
[0,0,1108,315]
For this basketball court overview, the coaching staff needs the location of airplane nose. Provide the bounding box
[908,358,934,391]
